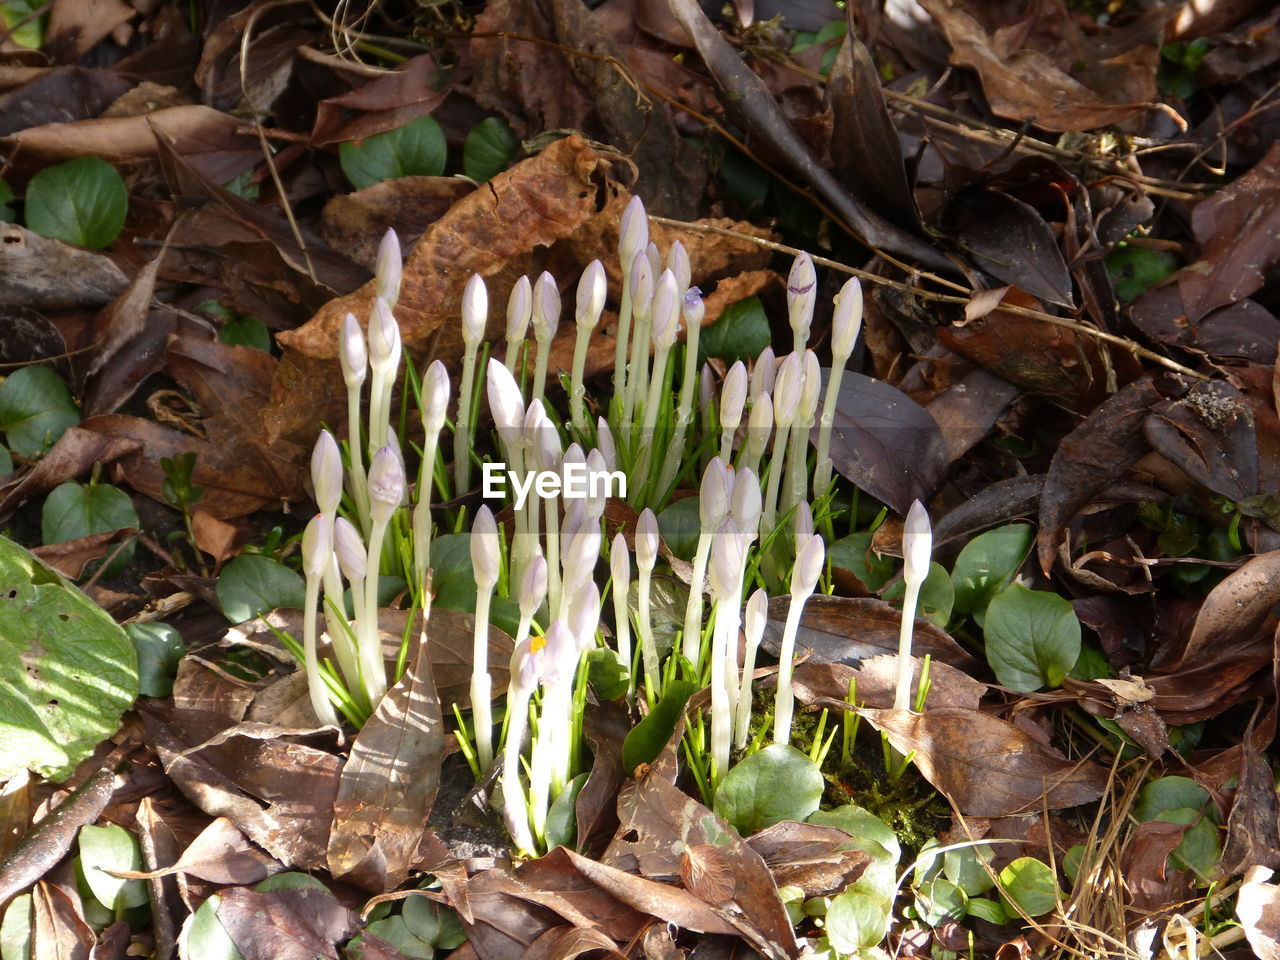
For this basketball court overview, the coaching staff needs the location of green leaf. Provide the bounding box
[0,447,11,476]
[215,555,306,624]
[0,366,80,458]
[463,117,520,182]
[997,857,1058,917]
[0,536,137,781]
[881,560,954,627]
[585,646,629,701]
[364,917,435,959]
[1156,808,1222,878]
[828,531,896,592]
[1106,245,1177,303]
[698,296,771,364]
[403,894,464,950]
[218,314,271,352]
[965,897,1008,924]
[180,896,242,960]
[1134,776,1211,823]
[24,157,127,249]
[713,744,823,835]
[983,584,1080,691]
[544,772,587,850]
[126,623,186,697]
[807,804,900,900]
[824,890,888,952]
[0,0,45,50]
[340,114,447,189]
[656,497,700,561]
[41,481,138,575]
[914,877,967,926]
[78,824,148,912]
[0,894,31,960]
[944,843,997,896]
[621,679,698,774]
[255,872,329,892]
[0,179,13,221]
[222,169,260,200]
[950,524,1033,619]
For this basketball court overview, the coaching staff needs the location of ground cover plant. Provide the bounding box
[1,1,1279,959]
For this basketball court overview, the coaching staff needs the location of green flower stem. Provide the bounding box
[814,365,848,495]
[303,575,340,726]
[569,323,591,434]
[454,340,479,495]
[681,532,712,666]
[761,422,792,536]
[360,522,390,705]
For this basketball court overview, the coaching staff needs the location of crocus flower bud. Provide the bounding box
[629,251,653,321]
[731,468,762,539]
[667,240,691,294]
[832,277,863,361]
[368,445,407,525]
[535,413,563,472]
[773,353,803,428]
[301,513,331,578]
[374,229,402,306]
[745,588,768,642]
[487,358,525,450]
[519,554,548,620]
[635,509,659,573]
[751,345,776,401]
[512,633,546,694]
[333,516,366,582]
[619,195,648,267]
[800,350,821,420]
[746,394,773,456]
[646,242,662,281]
[541,620,576,687]
[340,312,367,389]
[650,271,680,348]
[567,580,601,648]
[791,533,825,598]
[596,418,618,472]
[471,505,500,590]
[368,298,400,373]
[462,273,487,347]
[794,500,814,551]
[683,287,705,330]
[709,518,744,599]
[507,275,532,342]
[699,457,733,531]
[787,252,817,348]
[584,449,609,518]
[576,260,607,330]
[423,360,450,434]
[532,271,560,341]
[903,500,932,586]
[311,430,343,516]
[720,362,747,432]
[610,532,630,593]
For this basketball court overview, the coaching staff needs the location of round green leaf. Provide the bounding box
[364,916,434,959]
[944,843,997,896]
[78,824,148,911]
[657,497,700,561]
[829,531,896,592]
[215,555,305,624]
[126,622,186,698]
[915,877,967,926]
[180,895,242,960]
[585,646,629,701]
[1134,776,1212,823]
[997,856,1059,917]
[698,296,772,364]
[965,897,1009,925]
[0,893,31,960]
[0,535,137,781]
[713,744,823,835]
[0,366,80,457]
[1156,809,1222,878]
[807,804,900,899]
[950,523,1033,619]
[825,890,888,952]
[255,872,329,892]
[41,481,138,575]
[0,446,13,476]
[340,114,447,189]
[463,117,520,182]
[881,560,954,627]
[983,583,1080,691]
[25,157,127,249]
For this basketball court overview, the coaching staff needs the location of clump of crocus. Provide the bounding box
[454,274,487,495]
[470,505,500,768]
[894,500,933,711]
[814,277,862,494]
[774,532,825,745]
